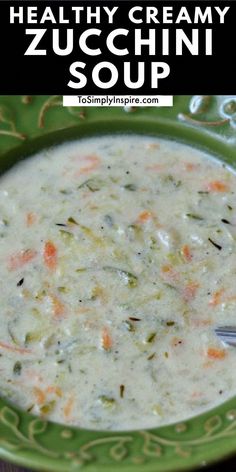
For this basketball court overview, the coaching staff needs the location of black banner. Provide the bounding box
[0,1,235,95]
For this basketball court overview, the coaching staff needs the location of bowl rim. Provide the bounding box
[1,117,236,472]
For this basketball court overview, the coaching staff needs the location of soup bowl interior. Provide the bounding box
[0,117,236,472]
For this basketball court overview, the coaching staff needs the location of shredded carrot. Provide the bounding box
[207,347,226,360]
[191,318,213,327]
[209,292,236,306]
[8,249,37,271]
[33,386,63,406]
[203,361,213,368]
[182,281,199,302]
[181,244,193,262]
[191,390,203,398]
[46,386,62,397]
[63,395,75,418]
[33,387,46,405]
[26,212,37,227]
[161,264,173,274]
[145,164,165,172]
[206,180,229,193]
[191,391,203,398]
[76,307,92,315]
[44,241,57,270]
[209,289,225,307]
[0,341,32,354]
[161,264,179,283]
[184,162,198,172]
[77,154,101,175]
[50,294,65,318]
[25,369,43,383]
[136,210,153,224]
[101,327,112,351]
[225,295,236,303]
[146,143,160,150]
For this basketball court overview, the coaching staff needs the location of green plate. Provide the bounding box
[1,95,236,472]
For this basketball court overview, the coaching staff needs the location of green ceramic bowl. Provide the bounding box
[1,96,236,472]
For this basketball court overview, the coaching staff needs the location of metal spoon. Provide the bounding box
[215,326,236,347]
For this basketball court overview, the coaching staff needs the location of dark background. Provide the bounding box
[0,0,235,95]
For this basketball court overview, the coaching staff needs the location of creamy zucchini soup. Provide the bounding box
[0,135,236,431]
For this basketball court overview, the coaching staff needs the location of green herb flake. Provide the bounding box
[58,286,69,294]
[103,266,138,288]
[44,334,56,349]
[186,213,204,221]
[128,224,143,239]
[59,189,71,195]
[67,216,78,225]
[99,396,116,408]
[59,229,74,242]
[164,175,182,187]
[25,331,42,346]
[123,183,137,191]
[164,174,174,183]
[78,178,103,192]
[40,400,56,415]
[120,385,125,398]
[166,321,175,326]
[150,236,158,250]
[146,332,157,343]
[208,238,222,251]
[13,361,22,376]
[123,320,135,332]
[8,326,19,346]
[17,278,24,287]
[163,282,178,291]
[152,404,163,416]
[31,307,41,318]
[35,289,46,301]
[125,271,138,288]
[27,404,34,413]
[175,180,182,188]
[167,252,182,265]
[147,353,156,360]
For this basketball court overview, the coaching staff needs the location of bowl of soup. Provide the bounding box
[1,106,236,471]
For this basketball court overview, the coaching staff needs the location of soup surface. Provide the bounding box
[0,135,236,431]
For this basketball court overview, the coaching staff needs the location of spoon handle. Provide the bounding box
[215,326,236,347]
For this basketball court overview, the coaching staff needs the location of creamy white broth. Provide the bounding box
[0,135,236,431]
